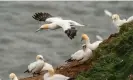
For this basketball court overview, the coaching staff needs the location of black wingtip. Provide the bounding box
[24,70,29,73]
[65,27,77,40]
[32,12,52,22]
[68,77,75,80]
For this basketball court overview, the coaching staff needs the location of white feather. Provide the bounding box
[65,20,85,27]
[71,50,85,60]
[127,16,133,22]
[46,17,63,23]
[96,35,103,41]
[41,62,53,72]
[104,9,112,17]
[27,60,44,74]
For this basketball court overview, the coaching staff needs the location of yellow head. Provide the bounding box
[9,73,16,79]
[81,34,89,41]
[112,14,120,21]
[36,55,44,61]
[35,24,49,32]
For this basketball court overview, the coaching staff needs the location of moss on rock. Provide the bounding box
[76,22,133,80]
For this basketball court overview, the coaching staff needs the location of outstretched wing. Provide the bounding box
[32,12,53,22]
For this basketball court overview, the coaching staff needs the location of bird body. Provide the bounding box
[66,44,92,62]
[33,12,84,39]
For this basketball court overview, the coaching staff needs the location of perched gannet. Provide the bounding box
[66,44,92,62]
[9,73,18,80]
[24,55,45,76]
[81,34,103,50]
[104,9,133,31]
[32,12,85,39]
[43,65,75,80]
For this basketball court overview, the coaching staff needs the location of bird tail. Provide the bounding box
[24,69,30,73]
[65,58,73,62]
[96,35,103,41]
[32,12,52,21]
[68,77,75,80]
[65,27,77,40]
[104,9,112,17]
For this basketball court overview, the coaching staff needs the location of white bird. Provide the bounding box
[32,12,85,39]
[81,34,103,50]
[9,73,18,80]
[43,64,75,80]
[66,43,92,62]
[104,9,133,32]
[24,55,45,76]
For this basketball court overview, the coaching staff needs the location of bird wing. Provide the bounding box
[104,9,112,17]
[127,16,133,22]
[65,20,85,27]
[96,35,103,41]
[46,17,63,23]
[32,12,62,23]
[90,41,102,50]
[32,12,52,22]
[61,22,77,39]
[71,50,84,60]
[28,62,37,72]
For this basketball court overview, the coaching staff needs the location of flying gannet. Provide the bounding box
[24,55,45,76]
[43,64,75,80]
[66,44,92,62]
[32,12,85,39]
[9,73,18,80]
[104,9,133,32]
[81,34,103,50]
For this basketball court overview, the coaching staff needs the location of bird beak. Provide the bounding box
[35,28,43,32]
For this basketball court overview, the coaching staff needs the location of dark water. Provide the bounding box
[0,1,133,80]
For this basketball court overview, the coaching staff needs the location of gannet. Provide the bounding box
[24,55,45,76]
[81,34,103,50]
[9,73,18,80]
[43,64,75,80]
[104,9,133,31]
[32,12,85,39]
[66,44,92,62]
